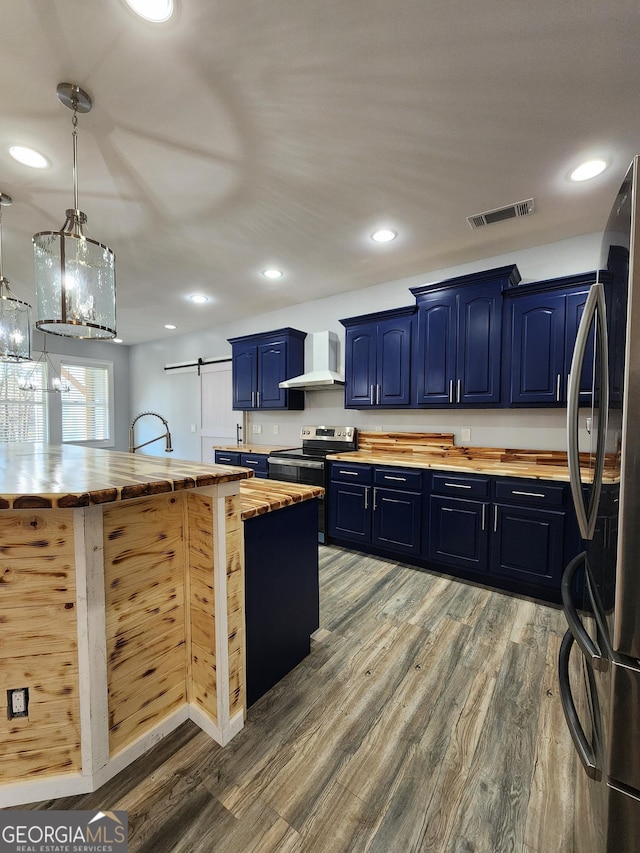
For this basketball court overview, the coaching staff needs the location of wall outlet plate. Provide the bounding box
[461,428,471,443]
[273,425,279,435]
[252,424,262,434]
[8,687,29,719]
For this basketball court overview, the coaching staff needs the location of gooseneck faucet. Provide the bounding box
[129,411,173,453]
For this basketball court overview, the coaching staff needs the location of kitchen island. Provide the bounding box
[0,445,321,808]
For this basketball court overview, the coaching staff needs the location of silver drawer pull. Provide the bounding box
[512,490,546,498]
[442,507,454,512]
[244,460,260,466]
[384,475,407,481]
[339,470,359,476]
[444,482,472,489]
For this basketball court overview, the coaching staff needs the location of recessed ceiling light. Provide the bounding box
[189,293,208,304]
[124,0,174,22]
[9,145,49,169]
[569,159,608,182]
[371,228,398,243]
[164,323,177,329]
[262,269,283,279]
[113,338,123,343]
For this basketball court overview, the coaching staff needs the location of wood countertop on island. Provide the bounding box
[0,443,253,509]
[239,479,323,520]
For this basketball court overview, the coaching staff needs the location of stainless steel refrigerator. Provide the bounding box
[559,154,640,852]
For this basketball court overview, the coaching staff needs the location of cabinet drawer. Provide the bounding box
[494,479,566,507]
[215,451,241,465]
[374,467,422,491]
[431,473,490,499]
[240,453,269,476]
[329,462,372,484]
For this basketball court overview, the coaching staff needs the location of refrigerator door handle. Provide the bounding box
[567,282,609,540]
[558,630,602,781]
[561,552,607,671]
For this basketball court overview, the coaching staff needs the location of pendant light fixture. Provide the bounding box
[33,82,116,339]
[0,192,32,362]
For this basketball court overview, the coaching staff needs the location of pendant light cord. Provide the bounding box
[72,104,79,214]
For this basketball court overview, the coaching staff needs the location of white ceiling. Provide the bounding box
[1,0,639,345]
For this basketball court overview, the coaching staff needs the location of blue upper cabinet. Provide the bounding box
[341,306,416,408]
[228,328,306,410]
[411,265,520,407]
[504,272,603,406]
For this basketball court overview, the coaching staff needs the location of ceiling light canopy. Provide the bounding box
[33,83,116,340]
[371,228,397,243]
[0,193,32,362]
[262,269,283,279]
[125,0,174,22]
[189,293,208,304]
[9,145,49,169]
[569,159,608,182]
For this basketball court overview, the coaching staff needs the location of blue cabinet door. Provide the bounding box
[415,290,457,405]
[565,290,596,406]
[428,495,489,572]
[377,316,413,406]
[372,487,422,555]
[328,481,371,542]
[257,340,287,409]
[509,291,566,404]
[491,503,565,587]
[232,342,258,409]
[344,326,377,407]
[457,284,502,405]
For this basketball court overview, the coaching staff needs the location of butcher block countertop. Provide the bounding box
[239,478,324,520]
[326,431,620,484]
[0,443,253,509]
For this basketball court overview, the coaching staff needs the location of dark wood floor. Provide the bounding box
[20,545,577,852]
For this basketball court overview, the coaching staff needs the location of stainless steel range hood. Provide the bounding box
[279,330,345,390]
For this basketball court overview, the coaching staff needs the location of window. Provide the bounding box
[61,362,110,442]
[0,354,113,446]
[0,361,47,442]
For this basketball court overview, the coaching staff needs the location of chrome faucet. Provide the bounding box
[129,412,173,453]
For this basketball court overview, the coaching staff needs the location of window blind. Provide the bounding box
[0,362,47,443]
[61,362,110,442]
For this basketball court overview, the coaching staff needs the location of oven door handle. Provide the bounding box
[558,630,601,781]
[268,458,325,470]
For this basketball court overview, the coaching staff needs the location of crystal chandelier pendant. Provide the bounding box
[0,192,32,362]
[33,83,116,339]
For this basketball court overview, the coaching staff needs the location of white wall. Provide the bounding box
[129,233,601,459]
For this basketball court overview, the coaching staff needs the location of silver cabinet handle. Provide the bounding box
[556,373,561,402]
[449,379,454,403]
[383,475,406,482]
[482,504,486,531]
[364,487,369,510]
[511,490,546,498]
[373,487,377,511]
[567,282,609,540]
[444,482,471,489]
[376,384,381,405]
[339,470,359,476]
[244,460,259,466]
[457,379,461,403]
[493,505,498,532]
[370,384,375,405]
[441,507,453,512]
[256,390,260,407]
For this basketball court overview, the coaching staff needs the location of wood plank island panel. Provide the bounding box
[0,510,81,784]
[103,493,187,756]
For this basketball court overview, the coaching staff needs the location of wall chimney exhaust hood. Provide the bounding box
[279,330,344,390]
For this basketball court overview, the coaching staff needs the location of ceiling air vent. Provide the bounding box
[467,198,535,230]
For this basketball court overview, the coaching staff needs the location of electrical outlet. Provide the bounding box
[461,427,471,443]
[272,424,279,435]
[190,423,197,433]
[8,687,29,719]
[252,424,262,434]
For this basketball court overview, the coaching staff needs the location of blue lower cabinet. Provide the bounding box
[491,503,565,587]
[428,495,489,573]
[328,481,371,543]
[372,487,422,555]
[239,452,269,478]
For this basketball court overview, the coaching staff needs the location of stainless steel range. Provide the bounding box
[268,426,357,543]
